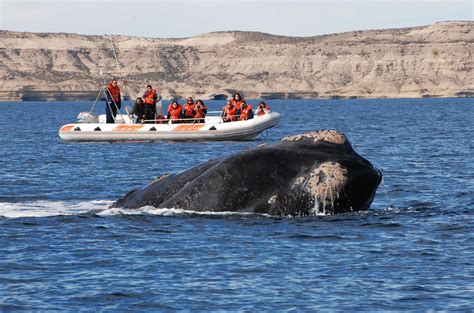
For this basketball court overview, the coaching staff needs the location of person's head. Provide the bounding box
[227,100,233,107]
[241,101,247,108]
[259,101,266,106]
[111,79,118,87]
[196,100,204,106]
[172,100,178,108]
[146,85,152,92]
[136,97,143,104]
[234,93,242,101]
[187,97,193,103]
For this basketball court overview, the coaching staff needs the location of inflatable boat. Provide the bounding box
[58,111,281,142]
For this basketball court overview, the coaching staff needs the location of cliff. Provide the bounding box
[0,21,473,101]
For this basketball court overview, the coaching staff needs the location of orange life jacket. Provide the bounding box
[168,104,182,120]
[108,83,121,102]
[223,105,238,122]
[183,102,196,118]
[231,99,244,109]
[239,105,253,120]
[194,104,207,119]
[143,89,157,105]
[257,108,266,116]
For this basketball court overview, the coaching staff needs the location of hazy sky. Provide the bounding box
[1,0,472,38]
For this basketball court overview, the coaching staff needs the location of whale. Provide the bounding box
[113,130,382,216]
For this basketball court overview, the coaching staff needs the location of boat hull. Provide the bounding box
[59,112,281,142]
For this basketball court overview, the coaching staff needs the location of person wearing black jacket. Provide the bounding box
[133,97,145,123]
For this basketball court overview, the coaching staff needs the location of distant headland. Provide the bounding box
[0,21,472,101]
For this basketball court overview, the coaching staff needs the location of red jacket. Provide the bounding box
[239,105,253,120]
[194,104,207,119]
[231,99,244,109]
[107,83,121,102]
[183,102,196,118]
[223,105,238,122]
[167,104,183,121]
[143,89,157,105]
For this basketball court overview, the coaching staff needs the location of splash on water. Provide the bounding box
[0,200,113,218]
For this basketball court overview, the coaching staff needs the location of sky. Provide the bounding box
[0,0,472,38]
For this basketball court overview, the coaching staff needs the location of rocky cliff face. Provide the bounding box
[0,21,472,100]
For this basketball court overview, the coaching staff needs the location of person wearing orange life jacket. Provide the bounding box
[183,97,196,123]
[167,100,183,123]
[193,99,207,123]
[230,93,244,109]
[104,79,121,123]
[238,101,254,120]
[142,85,159,123]
[257,101,269,116]
[258,101,270,111]
[222,100,238,122]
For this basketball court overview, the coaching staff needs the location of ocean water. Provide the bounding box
[0,98,473,311]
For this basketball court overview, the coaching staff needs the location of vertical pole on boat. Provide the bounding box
[110,39,134,100]
[110,39,134,123]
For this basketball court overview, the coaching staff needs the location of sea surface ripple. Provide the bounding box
[0,98,473,310]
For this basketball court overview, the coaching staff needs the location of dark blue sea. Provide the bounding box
[0,98,473,311]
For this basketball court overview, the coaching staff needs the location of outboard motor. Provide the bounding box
[77,112,99,123]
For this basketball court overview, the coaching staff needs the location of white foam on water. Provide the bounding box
[99,206,271,217]
[0,200,113,218]
[0,201,271,219]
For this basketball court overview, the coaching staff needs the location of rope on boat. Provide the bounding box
[88,88,103,115]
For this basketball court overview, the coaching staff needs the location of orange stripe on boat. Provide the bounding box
[113,125,143,132]
[60,124,75,132]
[173,125,205,131]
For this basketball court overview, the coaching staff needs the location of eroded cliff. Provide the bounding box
[0,21,472,100]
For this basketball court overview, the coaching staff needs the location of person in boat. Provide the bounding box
[132,97,145,123]
[104,79,121,123]
[183,97,196,123]
[259,101,270,111]
[193,99,207,123]
[142,85,159,123]
[167,100,183,123]
[222,100,238,122]
[238,101,254,120]
[230,93,244,109]
[257,101,270,116]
